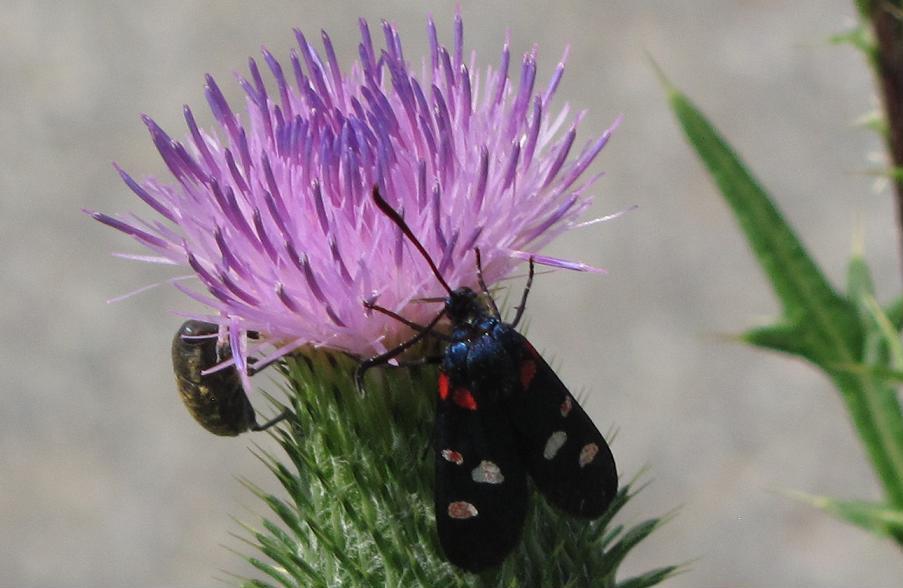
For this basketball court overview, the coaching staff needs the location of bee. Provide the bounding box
[172,320,289,436]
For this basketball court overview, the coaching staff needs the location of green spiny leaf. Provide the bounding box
[886,296,903,330]
[658,62,862,371]
[847,252,876,305]
[829,23,875,58]
[240,579,275,588]
[616,566,684,588]
[784,488,903,538]
[247,558,294,587]
[862,294,903,369]
[833,362,903,382]
[742,321,812,359]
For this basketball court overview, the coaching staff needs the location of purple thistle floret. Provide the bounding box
[90,15,619,369]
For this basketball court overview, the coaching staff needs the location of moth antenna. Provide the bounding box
[372,186,453,295]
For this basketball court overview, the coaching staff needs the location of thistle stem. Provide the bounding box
[835,373,903,509]
[239,350,680,587]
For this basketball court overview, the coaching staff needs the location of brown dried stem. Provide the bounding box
[867,2,903,282]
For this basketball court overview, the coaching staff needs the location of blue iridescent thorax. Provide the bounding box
[441,296,525,404]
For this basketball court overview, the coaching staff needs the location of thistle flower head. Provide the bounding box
[90,14,618,367]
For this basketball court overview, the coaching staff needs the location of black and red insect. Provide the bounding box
[356,187,618,572]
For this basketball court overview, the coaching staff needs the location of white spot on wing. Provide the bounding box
[543,431,567,460]
[579,443,599,467]
[448,501,479,519]
[471,460,504,484]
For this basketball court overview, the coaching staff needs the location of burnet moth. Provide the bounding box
[356,187,618,572]
[172,320,289,436]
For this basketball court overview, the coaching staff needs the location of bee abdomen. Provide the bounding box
[172,321,257,436]
[175,375,255,436]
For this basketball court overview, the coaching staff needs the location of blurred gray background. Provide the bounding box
[3,0,902,586]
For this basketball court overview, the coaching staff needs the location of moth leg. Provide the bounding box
[365,301,452,341]
[390,356,443,368]
[474,247,501,319]
[510,256,535,328]
[355,309,447,395]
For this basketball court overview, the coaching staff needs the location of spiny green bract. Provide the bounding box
[233,350,680,587]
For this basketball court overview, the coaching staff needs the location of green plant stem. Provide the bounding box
[833,372,903,508]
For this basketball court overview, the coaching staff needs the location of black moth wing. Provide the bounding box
[434,369,528,573]
[508,335,618,518]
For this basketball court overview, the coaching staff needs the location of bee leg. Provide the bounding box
[250,408,292,432]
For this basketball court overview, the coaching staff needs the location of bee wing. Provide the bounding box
[508,337,618,518]
[434,372,528,572]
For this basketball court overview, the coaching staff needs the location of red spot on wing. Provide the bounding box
[441,449,464,465]
[452,388,478,410]
[520,359,537,389]
[438,372,449,400]
[560,395,573,417]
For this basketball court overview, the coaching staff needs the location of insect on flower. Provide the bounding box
[357,188,618,572]
[172,320,289,436]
